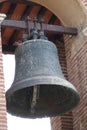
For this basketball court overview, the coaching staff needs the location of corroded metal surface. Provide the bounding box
[6,39,80,118]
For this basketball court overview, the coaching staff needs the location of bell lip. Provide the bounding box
[6,76,79,96]
[6,76,80,118]
[7,97,80,119]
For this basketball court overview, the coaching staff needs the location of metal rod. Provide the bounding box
[1,20,78,35]
[31,85,40,114]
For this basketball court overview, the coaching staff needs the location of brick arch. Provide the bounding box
[0,0,87,26]
[30,0,86,27]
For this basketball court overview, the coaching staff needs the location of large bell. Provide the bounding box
[6,36,80,118]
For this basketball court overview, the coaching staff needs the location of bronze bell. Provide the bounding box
[6,31,80,118]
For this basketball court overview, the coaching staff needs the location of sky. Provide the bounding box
[3,54,51,130]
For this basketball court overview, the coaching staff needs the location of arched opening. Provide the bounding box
[0,0,86,26]
[0,0,87,130]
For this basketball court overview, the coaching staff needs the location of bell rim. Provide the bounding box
[6,76,80,98]
[6,76,80,118]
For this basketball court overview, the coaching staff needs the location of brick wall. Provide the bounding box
[64,35,87,130]
[0,19,7,130]
[51,33,87,130]
[51,40,73,130]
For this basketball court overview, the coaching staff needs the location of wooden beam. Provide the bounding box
[1,20,78,35]
[2,44,16,53]
[2,20,27,29]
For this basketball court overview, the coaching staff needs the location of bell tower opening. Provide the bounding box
[1,0,86,130]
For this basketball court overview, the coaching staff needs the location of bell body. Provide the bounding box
[6,39,80,118]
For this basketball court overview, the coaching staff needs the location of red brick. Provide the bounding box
[0,26,7,130]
